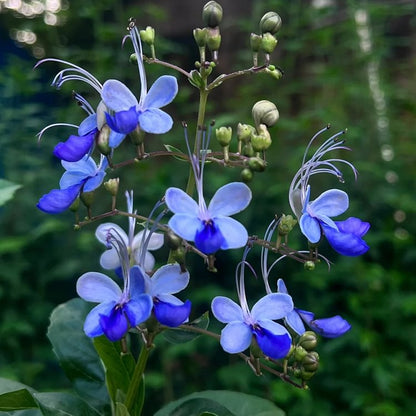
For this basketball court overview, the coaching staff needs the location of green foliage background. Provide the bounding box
[1,0,415,415]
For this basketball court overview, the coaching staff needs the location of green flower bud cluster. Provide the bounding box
[194,1,223,63]
[250,11,282,65]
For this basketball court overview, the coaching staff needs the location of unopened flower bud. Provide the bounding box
[216,126,232,146]
[304,260,315,271]
[261,32,278,54]
[251,125,272,152]
[206,26,221,52]
[130,125,145,145]
[298,331,318,351]
[260,12,282,35]
[250,33,262,52]
[294,345,308,362]
[193,27,207,47]
[202,1,223,27]
[104,178,119,197]
[69,197,79,212]
[252,100,279,128]
[300,369,316,381]
[265,66,283,80]
[237,123,255,142]
[165,229,182,250]
[140,26,155,45]
[302,351,319,372]
[241,168,253,183]
[242,143,254,157]
[248,157,266,172]
[96,125,111,155]
[278,214,297,235]
[80,191,94,208]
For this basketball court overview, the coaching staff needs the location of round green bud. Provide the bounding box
[302,351,319,372]
[241,168,253,183]
[261,32,278,54]
[294,345,308,362]
[298,331,318,351]
[104,178,119,197]
[202,1,223,28]
[129,53,137,64]
[96,125,111,155]
[130,125,145,145]
[215,126,232,146]
[80,191,94,208]
[248,157,266,172]
[251,125,272,152]
[252,100,279,128]
[193,27,207,47]
[242,143,254,157]
[139,26,155,45]
[260,12,282,35]
[278,214,297,235]
[304,260,315,271]
[266,66,283,80]
[250,33,262,52]
[237,123,255,142]
[300,369,316,381]
[69,197,79,212]
[206,26,221,52]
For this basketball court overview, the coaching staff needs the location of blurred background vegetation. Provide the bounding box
[1,0,415,415]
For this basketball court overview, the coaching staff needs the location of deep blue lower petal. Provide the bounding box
[105,106,138,134]
[53,131,96,162]
[254,325,292,359]
[194,221,225,254]
[323,223,369,256]
[37,182,83,214]
[154,299,191,327]
[99,307,128,341]
[297,309,351,338]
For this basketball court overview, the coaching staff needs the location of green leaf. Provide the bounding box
[0,389,37,411]
[163,145,187,161]
[47,299,110,414]
[33,392,102,416]
[200,413,218,416]
[154,390,286,416]
[115,402,131,416]
[0,179,22,206]
[0,379,41,415]
[162,312,210,344]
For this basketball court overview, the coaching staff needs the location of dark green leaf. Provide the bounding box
[47,299,110,414]
[0,389,37,411]
[0,179,22,206]
[163,145,187,161]
[162,312,209,344]
[115,402,131,416]
[154,390,285,416]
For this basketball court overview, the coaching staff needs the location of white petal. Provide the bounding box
[99,248,121,270]
[95,223,127,245]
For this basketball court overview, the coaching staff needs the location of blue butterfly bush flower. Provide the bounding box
[289,126,370,256]
[95,191,164,273]
[102,24,178,140]
[37,155,107,214]
[76,228,153,341]
[211,256,293,359]
[165,127,252,254]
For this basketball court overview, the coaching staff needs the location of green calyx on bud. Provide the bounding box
[189,70,205,89]
[248,157,266,172]
[242,143,254,157]
[193,27,207,47]
[80,191,94,208]
[206,26,221,52]
[299,369,316,381]
[237,123,255,142]
[140,26,155,45]
[69,197,79,212]
[278,214,297,235]
[202,1,223,28]
[298,331,318,351]
[304,260,316,271]
[129,125,146,145]
[96,125,111,155]
[302,351,320,372]
[294,345,308,362]
[165,229,182,250]
[241,168,253,183]
[261,32,278,54]
[251,124,272,152]
[104,178,119,197]
[250,33,262,53]
[266,65,283,80]
[252,100,279,128]
[260,12,282,35]
[216,126,232,146]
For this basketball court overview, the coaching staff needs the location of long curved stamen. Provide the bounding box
[236,245,255,322]
[73,92,95,115]
[37,123,78,142]
[260,217,280,294]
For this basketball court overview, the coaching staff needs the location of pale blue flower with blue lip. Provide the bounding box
[277,279,351,338]
[212,259,293,359]
[165,127,251,254]
[102,25,178,140]
[289,126,369,256]
[37,155,107,214]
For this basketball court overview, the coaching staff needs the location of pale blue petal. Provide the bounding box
[299,213,321,243]
[208,182,252,217]
[59,170,88,189]
[211,296,244,323]
[99,249,120,270]
[132,230,164,251]
[157,294,183,306]
[151,264,189,296]
[95,223,127,245]
[138,108,173,134]
[83,301,116,338]
[310,189,349,217]
[285,310,306,335]
[76,272,121,302]
[78,114,97,135]
[102,79,138,111]
[109,130,126,148]
[129,266,147,296]
[251,293,293,321]
[220,321,252,354]
[143,75,178,109]
[277,278,288,294]
[314,214,338,230]
[83,169,106,192]
[168,214,202,242]
[213,217,248,249]
[165,187,199,215]
[123,294,152,327]
[61,155,96,175]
